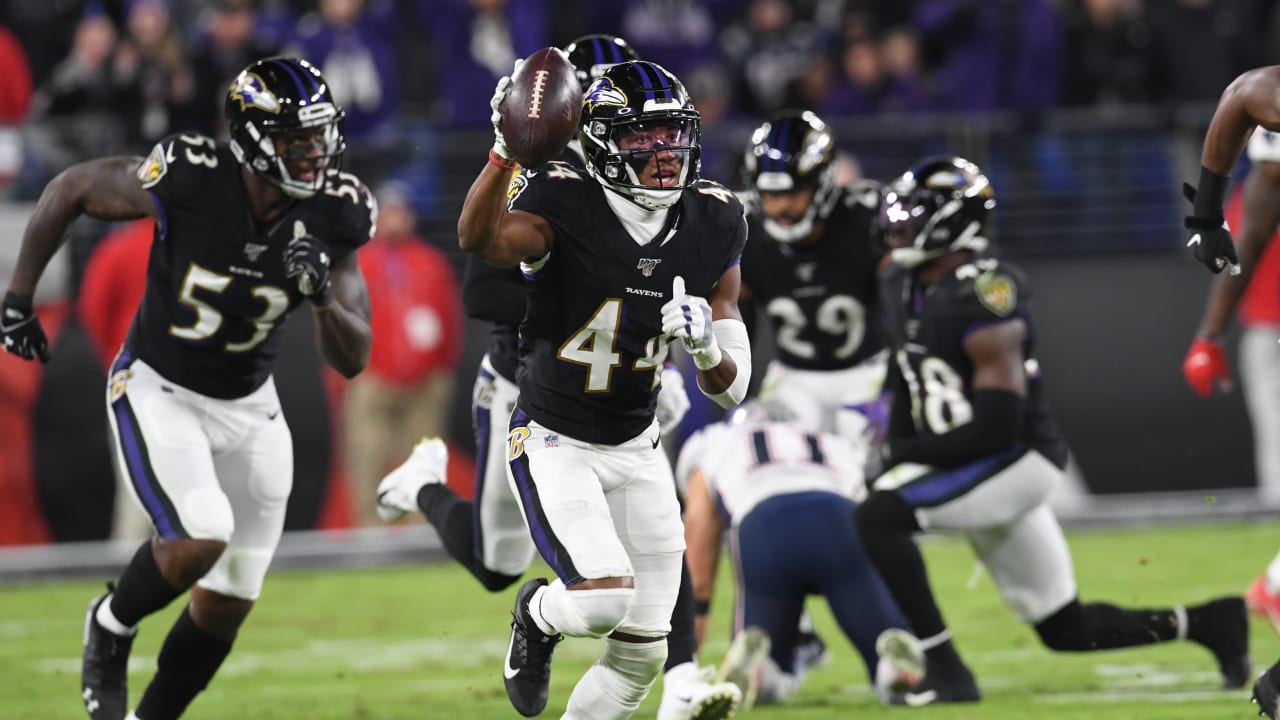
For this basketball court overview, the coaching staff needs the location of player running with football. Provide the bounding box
[456,57,751,719]
[0,58,374,720]
[857,156,1250,706]
[375,36,738,720]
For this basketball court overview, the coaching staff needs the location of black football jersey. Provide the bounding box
[462,146,590,382]
[879,257,1069,467]
[125,133,374,399]
[509,162,747,444]
[741,183,884,370]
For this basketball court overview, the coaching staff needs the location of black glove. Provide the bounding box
[1183,181,1241,275]
[1,292,50,363]
[284,234,332,305]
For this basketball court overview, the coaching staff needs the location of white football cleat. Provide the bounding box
[657,662,741,720]
[376,437,448,523]
[715,626,771,710]
[874,628,925,705]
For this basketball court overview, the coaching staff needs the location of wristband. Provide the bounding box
[3,291,32,312]
[489,148,517,170]
[693,599,711,616]
[1192,166,1230,221]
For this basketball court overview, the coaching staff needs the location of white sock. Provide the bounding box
[1265,550,1280,595]
[97,595,137,637]
[664,660,698,684]
[564,637,666,720]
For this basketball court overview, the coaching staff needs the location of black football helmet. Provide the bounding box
[880,156,994,268]
[742,110,839,243]
[579,60,700,210]
[564,34,641,93]
[224,57,345,199]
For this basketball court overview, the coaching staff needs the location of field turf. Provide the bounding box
[3,521,1279,719]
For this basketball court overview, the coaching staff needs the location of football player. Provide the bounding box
[458,59,750,719]
[739,109,887,441]
[0,58,374,720]
[856,156,1250,705]
[677,401,922,708]
[375,36,736,720]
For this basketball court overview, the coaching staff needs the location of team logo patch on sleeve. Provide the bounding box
[975,271,1016,316]
[136,144,168,189]
[506,170,531,211]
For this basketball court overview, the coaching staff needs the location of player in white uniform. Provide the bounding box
[677,404,920,707]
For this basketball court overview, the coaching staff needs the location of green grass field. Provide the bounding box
[3,522,1280,719]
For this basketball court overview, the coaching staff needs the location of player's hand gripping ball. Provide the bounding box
[498,47,582,168]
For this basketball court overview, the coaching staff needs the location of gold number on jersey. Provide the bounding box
[559,298,624,392]
[323,170,362,205]
[896,350,973,434]
[169,262,289,352]
[178,134,218,168]
[767,294,865,360]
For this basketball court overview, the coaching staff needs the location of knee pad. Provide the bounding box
[563,586,635,638]
[855,491,919,536]
[1033,599,1086,651]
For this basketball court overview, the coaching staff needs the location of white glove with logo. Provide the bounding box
[489,58,523,163]
[655,364,691,428]
[661,276,721,370]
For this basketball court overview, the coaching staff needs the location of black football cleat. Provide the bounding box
[1194,596,1251,689]
[81,589,134,720]
[1255,666,1280,719]
[891,660,980,707]
[504,578,562,717]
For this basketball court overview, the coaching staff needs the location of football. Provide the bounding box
[500,47,583,168]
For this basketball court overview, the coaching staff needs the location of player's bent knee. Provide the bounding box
[855,491,918,535]
[157,538,228,588]
[564,586,636,638]
[1033,599,1087,651]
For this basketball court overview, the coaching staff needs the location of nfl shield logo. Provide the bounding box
[544,435,559,448]
[637,258,661,277]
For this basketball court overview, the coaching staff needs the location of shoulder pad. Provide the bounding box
[318,169,377,244]
[953,258,1021,318]
[137,133,224,194]
[840,179,881,210]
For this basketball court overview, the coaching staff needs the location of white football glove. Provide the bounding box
[661,276,721,370]
[655,364,691,429]
[489,58,523,163]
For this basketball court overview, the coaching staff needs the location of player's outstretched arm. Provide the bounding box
[8,157,155,298]
[682,467,723,650]
[2,157,155,362]
[312,253,372,378]
[1185,160,1280,396]
[456,162,553,268]
[1187,67,1280,274]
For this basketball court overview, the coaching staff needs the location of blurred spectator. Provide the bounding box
[617,0,727,80]
[344,182,463,526]
[77,218,154,541]
[683,62,736,182]
[427,0,548,128]
[1147,0,1262,104]
[187,0,281,137]
[915,0,1064,113]
[290,0,399,142]
[1061,0,1155,106]
[722,0,826,116]
[822,32,931,116]
[22,11,128,189]
[0,1,85,88]
[113,0,196,145]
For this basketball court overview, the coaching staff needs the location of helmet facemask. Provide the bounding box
[582,112,701,211]
[230,105,345,199]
